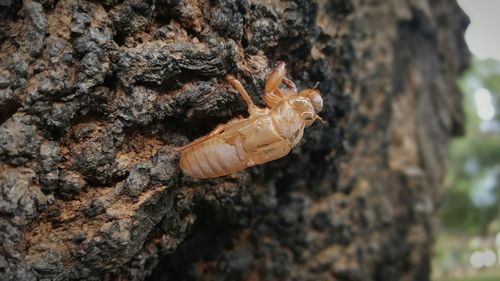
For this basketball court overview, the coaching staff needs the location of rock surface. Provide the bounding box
[0,0,469,280]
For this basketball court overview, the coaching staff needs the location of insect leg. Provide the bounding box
[226,75,257,114]
[263,62,288,108]
[265,61,286,94]
[282,78,297,93]
[264,90,285,109]
[176,116,249,152]
[175,124,228,151]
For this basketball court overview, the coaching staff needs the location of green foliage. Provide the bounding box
[440,58,500,235]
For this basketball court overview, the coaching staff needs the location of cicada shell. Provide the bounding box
[178,62,324,179]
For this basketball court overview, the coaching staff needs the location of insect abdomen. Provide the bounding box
[180,137,248,179]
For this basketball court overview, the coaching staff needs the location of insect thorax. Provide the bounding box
[270,100,306,141]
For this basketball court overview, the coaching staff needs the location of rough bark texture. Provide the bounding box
[0,0,469,280]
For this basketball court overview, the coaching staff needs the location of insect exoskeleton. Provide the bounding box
[177,62,324,179]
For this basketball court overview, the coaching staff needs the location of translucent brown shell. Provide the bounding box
[177,62,323,179]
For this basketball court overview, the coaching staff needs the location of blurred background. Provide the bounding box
[433,1,500,281]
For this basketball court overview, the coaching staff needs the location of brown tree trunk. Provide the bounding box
[0,0,469,280]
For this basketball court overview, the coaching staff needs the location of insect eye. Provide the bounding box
[299,89,323,113]
[311,94,323,113]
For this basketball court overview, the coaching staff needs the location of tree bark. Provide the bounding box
[0,0,469,280]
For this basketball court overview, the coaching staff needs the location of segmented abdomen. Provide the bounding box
[180,137,248,179]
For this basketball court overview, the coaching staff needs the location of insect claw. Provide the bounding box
[226,75,257,114]
[316,115,326,124]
